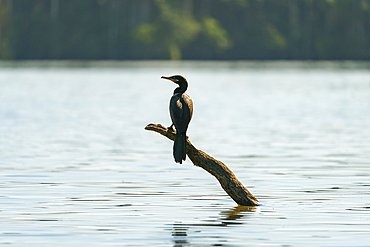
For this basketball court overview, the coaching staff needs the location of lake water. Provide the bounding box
[1,61,370,246]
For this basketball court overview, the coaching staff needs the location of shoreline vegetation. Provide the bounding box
[1,60,370,70]
[1,1,370,60]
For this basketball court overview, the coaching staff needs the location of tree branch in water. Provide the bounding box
[145,123,259,206]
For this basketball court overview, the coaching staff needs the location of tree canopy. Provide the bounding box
[0,0,369,60]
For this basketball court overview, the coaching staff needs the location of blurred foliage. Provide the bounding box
[0,0,370,60]
[0,0,12,59]
[134,0,202,60]
[134,0,231,59]
[202,17,232,50]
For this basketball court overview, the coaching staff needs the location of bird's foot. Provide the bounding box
[167,124,176,133]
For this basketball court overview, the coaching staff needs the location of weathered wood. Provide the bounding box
[145,123,259,206]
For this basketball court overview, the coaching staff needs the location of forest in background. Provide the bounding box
[0,0,370,60]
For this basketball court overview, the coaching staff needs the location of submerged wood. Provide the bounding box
[145,123,259,206]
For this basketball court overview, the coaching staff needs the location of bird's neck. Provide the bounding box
[173,81,187,95]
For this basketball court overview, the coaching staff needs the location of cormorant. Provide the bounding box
[161,75,193,164]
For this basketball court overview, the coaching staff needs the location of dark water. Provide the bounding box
[1,61,370,246]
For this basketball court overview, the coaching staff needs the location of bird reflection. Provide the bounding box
[172,223,190,247]
[170,206,256,247]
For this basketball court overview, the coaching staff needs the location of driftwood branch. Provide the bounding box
[145,123,259,206]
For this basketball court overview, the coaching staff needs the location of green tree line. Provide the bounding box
[0,0,369,60]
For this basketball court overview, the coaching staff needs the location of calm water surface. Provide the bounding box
[1,61,370,246]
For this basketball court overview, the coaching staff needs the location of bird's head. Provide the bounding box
[161,75,187,85]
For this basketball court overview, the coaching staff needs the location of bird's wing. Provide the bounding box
[183,94,193,120]
[170,95,192,134]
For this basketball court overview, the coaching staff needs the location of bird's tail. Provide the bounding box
[173,132,187,164]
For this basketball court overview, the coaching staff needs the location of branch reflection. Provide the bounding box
[171,205,257,247]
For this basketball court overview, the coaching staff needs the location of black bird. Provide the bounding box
[161,75,193,164]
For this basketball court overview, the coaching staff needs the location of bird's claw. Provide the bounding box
[167,124,176,133]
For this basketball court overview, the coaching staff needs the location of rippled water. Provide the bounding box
[1,61,370,246]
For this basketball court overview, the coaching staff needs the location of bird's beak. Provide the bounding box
[161,76,177,82]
